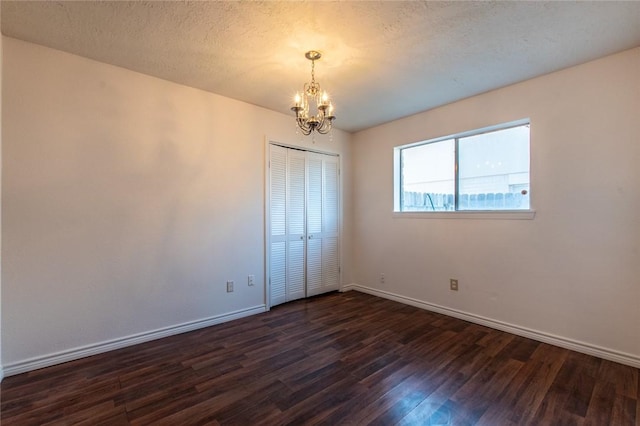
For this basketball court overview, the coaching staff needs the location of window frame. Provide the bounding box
[393,119,535,220]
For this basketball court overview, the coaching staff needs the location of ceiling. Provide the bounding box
[2,1,640,133]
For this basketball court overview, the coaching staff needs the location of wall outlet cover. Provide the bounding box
[450,279,459,291]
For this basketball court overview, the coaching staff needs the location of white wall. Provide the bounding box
[1,37,352,372]
[351,47,640,365]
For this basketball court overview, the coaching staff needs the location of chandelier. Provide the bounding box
[291,50,336,135]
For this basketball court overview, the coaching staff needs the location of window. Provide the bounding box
[395,120,530,213]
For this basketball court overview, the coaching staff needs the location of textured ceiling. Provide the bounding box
[2,1,640,133]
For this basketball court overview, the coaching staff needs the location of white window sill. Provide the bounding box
[392,210,536,220]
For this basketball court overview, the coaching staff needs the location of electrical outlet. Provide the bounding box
[248,275,255,286]
[226,280,234,293]
[380,273,385,284]
[450,279,459,291]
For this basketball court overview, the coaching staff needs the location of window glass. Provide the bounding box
[396,122,530,212]
[401,139,455,211]
[458,125,530,210]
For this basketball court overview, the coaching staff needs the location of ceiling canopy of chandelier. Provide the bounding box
[291,50,336,136]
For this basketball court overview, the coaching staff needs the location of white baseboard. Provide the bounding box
[3,305,266,377]
[341,283,640,369]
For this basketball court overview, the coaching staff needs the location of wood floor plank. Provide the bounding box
[396,346,493,425]
[351,369,436,424]
[320,360,422,424]
[583,381,616,426]
[609,394,637,426]
[483,344,569,425]
[1,291,637,425]
[449,357,524,423]
[597,359,639,399]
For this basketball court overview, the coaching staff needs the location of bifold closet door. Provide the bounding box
[269,145,305,306]
[306,152,339,297]
[269,145,340,307]
[284,148,307,302]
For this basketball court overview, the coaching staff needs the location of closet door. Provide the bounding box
[269,145,288,306]
[305,155,323,296]
[306,152,340,296]
[269,145,339,307]
[285,149,307,302]
[321,155,340,293]
[269,145,306,307]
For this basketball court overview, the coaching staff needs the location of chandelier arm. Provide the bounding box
[297,119,312,135]
[317,116,333,134]
[296,113,315,135]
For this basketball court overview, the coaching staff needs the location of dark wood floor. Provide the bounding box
[1,291,638,425]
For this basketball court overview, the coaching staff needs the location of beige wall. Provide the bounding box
[1,37,352,371]
[351,47,640,364]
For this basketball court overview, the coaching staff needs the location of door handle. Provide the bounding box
[308,235,313,239]
[300,236,304,240]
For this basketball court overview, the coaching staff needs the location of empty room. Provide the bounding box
[1,1,639,424]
